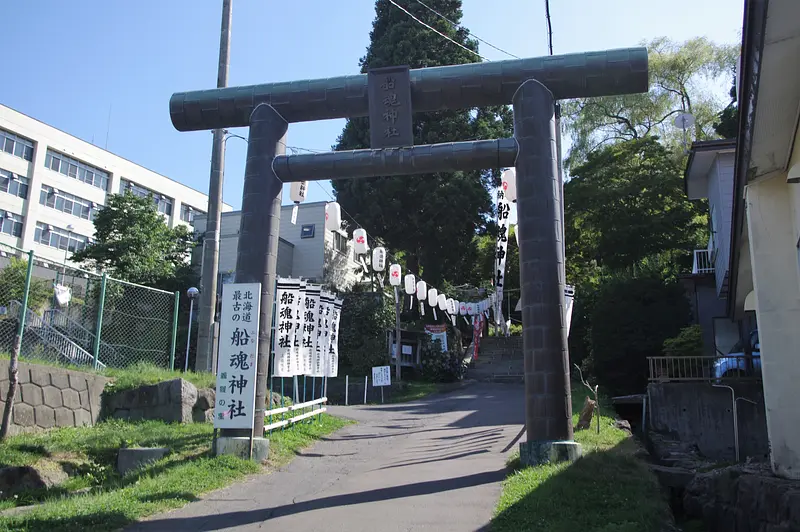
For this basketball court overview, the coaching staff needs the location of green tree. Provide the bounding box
[0,257,51,312]
[562,37,738,167]
[71,193,195,291]
[338,290,394,374]
[713,77,738,139]
[331,0,513,286]
[565,137,704,283]
[589,272,691,395]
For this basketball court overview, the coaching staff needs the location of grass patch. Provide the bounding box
[389,381,441,403]
[492,385,671,532]
[0,415,346,531]
[102,362,216,393]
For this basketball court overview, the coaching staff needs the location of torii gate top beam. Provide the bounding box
[170,47,647,132]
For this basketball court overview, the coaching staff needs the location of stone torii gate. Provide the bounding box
[170,47,648,464]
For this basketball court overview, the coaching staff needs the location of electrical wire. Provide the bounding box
[411,0,520,59]
[387,0,487,62]
[544,0,554,56]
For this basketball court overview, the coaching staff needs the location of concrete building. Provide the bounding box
[0,104,231,267]
[683,0,800,480]
[192,201,363,292]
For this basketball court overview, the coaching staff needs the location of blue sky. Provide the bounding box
[3,1,743,212]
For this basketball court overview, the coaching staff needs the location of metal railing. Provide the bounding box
[692,249,715,274]
[10,301,103,369]
[648,355,761,383]
[43,308,120,367]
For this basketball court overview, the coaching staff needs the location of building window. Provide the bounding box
[301,224,315,239]
[44,149,109,191]
[0,211,23,238]
[180,204,204,223]
[333,231,347,253]
[0,168,29,199]
[39,185,97,220]
[120,179,173,216]
[34,222,89,252]
[0,128,34,162]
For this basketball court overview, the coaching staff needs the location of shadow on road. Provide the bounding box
[131,469,508,531]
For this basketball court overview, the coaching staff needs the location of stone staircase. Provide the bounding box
[468,336,524,383]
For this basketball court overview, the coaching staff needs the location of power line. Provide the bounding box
[411,0,519,59]
[544,0,554,56]
[387,0,487,62]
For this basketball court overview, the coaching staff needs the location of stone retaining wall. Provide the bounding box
[684,465,800,531]
[103,378,214,423]
[0,360,107,435]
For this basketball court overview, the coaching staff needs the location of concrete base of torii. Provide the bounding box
[520,440,582,466]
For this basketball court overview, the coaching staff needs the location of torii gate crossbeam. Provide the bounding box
[172,47,648,466]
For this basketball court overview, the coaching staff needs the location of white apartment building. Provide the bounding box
[0,104,231,267]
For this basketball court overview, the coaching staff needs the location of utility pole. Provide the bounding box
[196,0,232,372]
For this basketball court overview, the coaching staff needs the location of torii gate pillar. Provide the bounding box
[513,80,580,464]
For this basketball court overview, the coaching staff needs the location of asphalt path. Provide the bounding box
[127,382,525,532]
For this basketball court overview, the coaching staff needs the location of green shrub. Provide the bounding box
[420,336,466,383]
[662,324,703,357]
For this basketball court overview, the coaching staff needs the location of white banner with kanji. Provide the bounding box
[302,285,321,376]
[273,279,301,377]
[326,297,343,377]
[214,283,260,429]
[495,186,511,325]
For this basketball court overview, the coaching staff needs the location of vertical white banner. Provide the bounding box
[294,281,307,374]
[214,283,261,429]
[315,291,333,377]
[327,297,343,378]
[273,279,299,377]
[302,285,321,376]
[495,187,511,325]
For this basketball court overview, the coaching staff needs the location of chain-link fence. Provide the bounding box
[0,241,179,371]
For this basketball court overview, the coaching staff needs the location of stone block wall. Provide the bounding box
[0,360,107,435]
[103,378,214,423]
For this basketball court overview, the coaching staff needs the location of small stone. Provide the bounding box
[117,447,170,475]
[614,419,632,432]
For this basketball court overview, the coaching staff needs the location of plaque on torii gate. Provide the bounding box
[170,47,648,465]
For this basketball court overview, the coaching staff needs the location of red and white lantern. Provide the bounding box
[352,228,369,255]
[325,202,341,231]
[501,168,517,202]
[389,264,402,286]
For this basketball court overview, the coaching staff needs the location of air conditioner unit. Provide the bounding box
[52,188,59,195]
[45,224,53,231]
[4,212,13,219]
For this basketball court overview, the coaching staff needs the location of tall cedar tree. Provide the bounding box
[332,0,512,286]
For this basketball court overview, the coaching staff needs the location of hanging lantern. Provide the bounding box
[372,247,386,272]
[501,168,517,202]
[404,274,416,295]
[389,264,402,286]
[459,301,467,315]
[290,181,307,203]
[467,302,474,315]
[427,288,438,307]
[416,280,427,300]
[325,202,341,231]
[437,294,448,311]
[446,298,456,315]
[352,228,369,255]
[289,181,307,225]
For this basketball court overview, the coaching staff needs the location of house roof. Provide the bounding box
[684,139,737,199]
[728,0,800,317]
